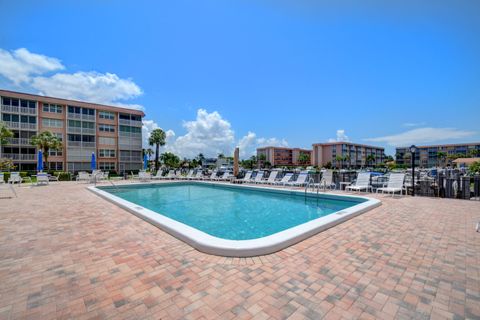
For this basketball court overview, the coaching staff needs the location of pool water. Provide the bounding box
[100,182,366,240]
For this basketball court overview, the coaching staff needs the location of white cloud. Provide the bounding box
[328,129,350,142]
[365,127,476,147]
[403,122,426,127]
[238,131,289,158]
[0,48,64,84]
[164,109,235,158]
[31,71,143,110]
[0,48,143,110]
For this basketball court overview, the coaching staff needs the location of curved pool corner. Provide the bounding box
[88,182,381,257]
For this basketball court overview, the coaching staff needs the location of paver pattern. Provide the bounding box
[0,181,479,319]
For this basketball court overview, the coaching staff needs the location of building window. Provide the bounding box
[99,124,115,132]
[47,162,63,171]
[43,103,63,113]
[99,111,115,120]
[99,149,116,158]
[49,149,63,157]
[99,162,116,171]
[119,125,141,133]
[42,118,63,128]
[99,137,115,145]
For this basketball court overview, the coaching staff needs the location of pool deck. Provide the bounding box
[0,181,479,319]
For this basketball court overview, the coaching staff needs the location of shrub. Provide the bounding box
[468,161,480,175]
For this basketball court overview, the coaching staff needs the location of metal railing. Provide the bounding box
[2,154,36,161]
[119,119,142,127]
[67,113,96,121]
[67,141,96,148]
[1,105,36,114]
[4,138,33,145]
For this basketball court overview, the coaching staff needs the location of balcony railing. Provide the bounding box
[1,105,36,115]
[118,131,142,138]
[67,141,96,148]
[4,138,33,145]
[2,154,36,161]
[67,112,96,122]
[119,119,143,127]
[67,127,96,135]
[119,155,142,162]
[4,121,37,131]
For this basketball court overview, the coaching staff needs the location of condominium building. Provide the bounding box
[312,142,385,168]
[256,147,312,166]
[0,89,144,172]
[396,143,480,168]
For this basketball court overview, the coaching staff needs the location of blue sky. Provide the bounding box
[0,0,479,157]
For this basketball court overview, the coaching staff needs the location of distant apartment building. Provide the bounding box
[256,147,312,166]
[396,143,480,168]
[0,89,144,172]
[312,142,385,168]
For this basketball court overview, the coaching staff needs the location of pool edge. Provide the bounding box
[88,182,381,257]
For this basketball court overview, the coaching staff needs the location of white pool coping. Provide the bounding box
[88,181,381,257]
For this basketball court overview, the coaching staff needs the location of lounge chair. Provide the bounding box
[376,173,405,197]
[0,173,4,184]
[139,171,152,182]
[151,170,164,180]
[180,169,194,180]
[318,170,336,191]
[8,172,23,185]
[345,172,372,193]
[36,172,49,185]
[76,171,92,183]
[263,171,279,185]
[253,171,265,184]
[214,171,232,181]
[285,171,309,187]
[204,170,218,181]
[189,170,204,180]
[234,170,252,183]
[274,173,294,186]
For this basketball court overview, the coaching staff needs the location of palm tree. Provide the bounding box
[343,154,350,169]
[334,155,344,169]
[366,154,376,167]
[160,152,180,168]
[468,149,479,158]
[297,153,310,165]
[148,129,166,171]
[31,131,62,170]
[145,148,154,160]
[0,121,13,146]
[196,153,205,166]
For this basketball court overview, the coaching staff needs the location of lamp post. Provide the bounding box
[409,145,418,196]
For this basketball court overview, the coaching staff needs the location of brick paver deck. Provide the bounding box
[0,182,479,319]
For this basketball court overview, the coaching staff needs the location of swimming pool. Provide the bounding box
[90,182,381,256]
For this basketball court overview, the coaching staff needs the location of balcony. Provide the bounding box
[4,138,33,146]
[67,141,96,148]
[2,154,36,161]
[67,112,96,122]
[119,119,142,127]
[1,105,36,115]
[118,131,142,138]
[4,121,37,131]
[67,127,96,135]
[119,155,142,162]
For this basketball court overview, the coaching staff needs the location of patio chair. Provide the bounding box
[376,173,405,197]
[139,171,152,182]
[151,170,164,180]
[345,172,372,193]
[285,171,309,187]
[204,170,218,181]
[253,171,265,184]
[36,172,49,185]
[180,169,195,180]
[214,171,232,181]
[274,173,294,186]
[76,171,92,183]
[8,172,23,185]
[318,170,336,191]
[192,170,205,180]
[234,170,252,183]
[264,170,279,185]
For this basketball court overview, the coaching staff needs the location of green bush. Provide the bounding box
[54,172,72,181]
[2,172,9,183]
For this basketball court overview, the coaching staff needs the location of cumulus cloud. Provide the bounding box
[238,131,289,158]
[328,129,350,142]
[142,119,175,149]
[0,48,143,110]
[0,48,64,84]
[403,122,426,127]
[31,71,143,109]
[365,127,476,147]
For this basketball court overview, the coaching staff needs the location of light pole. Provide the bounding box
[409,145,418,196]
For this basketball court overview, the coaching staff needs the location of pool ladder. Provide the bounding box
[305,177,319,198]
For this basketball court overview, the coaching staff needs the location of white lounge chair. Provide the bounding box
[274,173,294,186]
[139,171,152,182]
[191,170,204,180]
[36,172,49,185]
[264,171,279,185]
[151,170,164,180]
[377,173,405,197]
[285,171,309,187]
[180,170,194,180]
[234,171,251,183]
[8,172,23,185]
[214,171,232,181]
[346,172,372,193]
[318,170,336,191]
[253,171,265,184]
[76,171,92,183]
[204,170,218,181]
